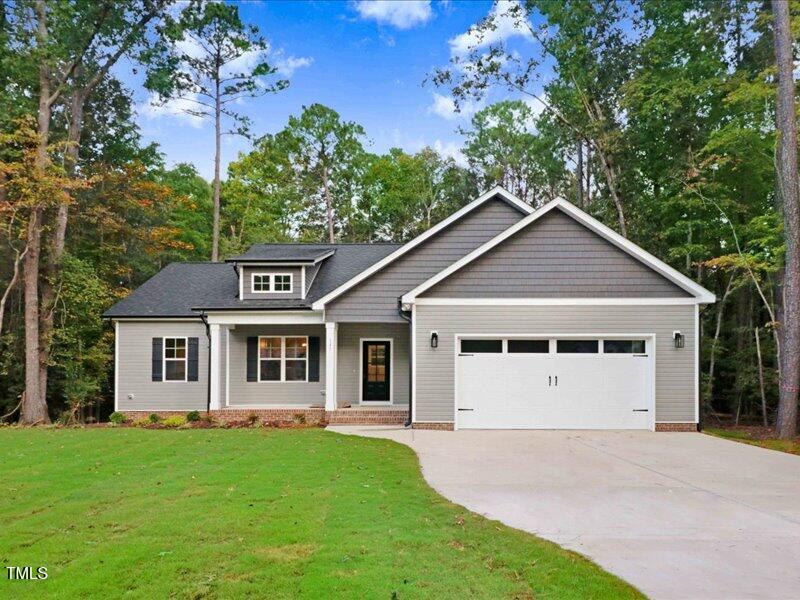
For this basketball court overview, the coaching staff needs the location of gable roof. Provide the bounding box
[310,186,532,309]
[103,243,401,318]
[401,198,716,304]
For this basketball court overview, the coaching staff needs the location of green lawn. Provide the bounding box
[705,427,800,456]
[0,428,640,599]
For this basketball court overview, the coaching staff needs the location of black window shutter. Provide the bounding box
[187,337,199,381]
[152,337,163,382]
[247,336,258,382]
[308,336,320,382]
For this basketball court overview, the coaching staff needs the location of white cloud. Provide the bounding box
[433,139,467,167]
[353,1,433,30]
[274,54,314,77]
[427,92,481,120]
[449,0,532,57]
[139,92,207,128]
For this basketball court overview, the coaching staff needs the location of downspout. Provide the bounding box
[397,300,412,428]
[199,311,211,413]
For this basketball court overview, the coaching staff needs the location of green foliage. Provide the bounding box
[109,412,127,425]
[162,415,187,428]
[148,413,162,424]
[186,410,201,423]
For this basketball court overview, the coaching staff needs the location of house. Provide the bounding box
[104,187,715,431]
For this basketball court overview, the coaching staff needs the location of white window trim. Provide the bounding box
[257,335,309,383]
[163,336,188,382]
[251,272,294,294]
[359,338,393,404]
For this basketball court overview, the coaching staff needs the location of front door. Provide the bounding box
[362,340,391,402]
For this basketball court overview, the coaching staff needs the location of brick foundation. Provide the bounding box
[327,409,407,425]
[412,422,455,431]
[655,422,698,432]
[121,408,326,425]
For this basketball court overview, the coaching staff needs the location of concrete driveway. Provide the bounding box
[328,427,800,599]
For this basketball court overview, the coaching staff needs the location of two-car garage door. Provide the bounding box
[456,336,653,430]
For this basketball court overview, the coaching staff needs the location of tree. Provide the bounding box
[147,1,287,261]
[280,104,368,243]
[772,0,799,439]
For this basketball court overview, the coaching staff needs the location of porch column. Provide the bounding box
[209,323,221,411]
[325,322,338,411]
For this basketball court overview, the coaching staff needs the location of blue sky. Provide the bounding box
[123,0,543,180]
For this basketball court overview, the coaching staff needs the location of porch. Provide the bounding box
[206,312,409,417]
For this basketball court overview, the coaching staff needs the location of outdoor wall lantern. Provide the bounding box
[430,331,439,348]
[673,331,685,349]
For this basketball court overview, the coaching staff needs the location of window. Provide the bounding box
[557,339,599,353]
[258,336,307,382]
[164,337,187,381]
[273,274,291,292]
[604,340,646,354]
[460,339,502,353]
[508,339,550,353]
[251,273,293,293]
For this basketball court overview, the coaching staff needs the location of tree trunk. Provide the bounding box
[21,0,52,424]
[755,326,768,427]
[707,274,735,408]
[773,0,800,439]
[576,139,584,208]
[211,74,222,262]
[322,166,334,243]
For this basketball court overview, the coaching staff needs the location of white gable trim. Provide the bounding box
[401,198,716,304]
[311,186,532,309]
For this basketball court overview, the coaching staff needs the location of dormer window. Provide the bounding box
[251,272,293,293]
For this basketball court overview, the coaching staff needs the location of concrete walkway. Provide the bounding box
[328,427,800,599]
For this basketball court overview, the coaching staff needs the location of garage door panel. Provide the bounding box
[456,336,652,430]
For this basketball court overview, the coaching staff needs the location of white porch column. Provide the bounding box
[209,323,221,411]
[325,322,338,411]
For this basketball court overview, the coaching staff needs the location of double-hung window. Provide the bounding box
[164,337,187,381]
[251,273,292,293]
[258,336,308,381]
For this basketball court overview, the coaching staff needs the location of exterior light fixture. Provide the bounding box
[430,331,439,348]
[673,331,684,349]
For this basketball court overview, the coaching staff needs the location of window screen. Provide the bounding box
[508,339,549,353]
[603,340,646,354]
[556,339,599,353]
[460,339,502,353]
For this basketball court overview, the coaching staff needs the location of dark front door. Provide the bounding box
[362,340,390,402]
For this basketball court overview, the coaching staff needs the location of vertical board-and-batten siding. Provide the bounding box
[325,196,526,322]
[336,322,409,406]
[414,305,696,423]
[117,320,208,411]
[424,208,690,298]
[240,266,302,300]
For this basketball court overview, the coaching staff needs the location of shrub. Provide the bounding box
[293,413,306,425]
[132,418,151,428]
[186,410,201,423]
[148,413,161,423]
[162,415,187,428]
[109,412,127,425]
[246,412,260,425]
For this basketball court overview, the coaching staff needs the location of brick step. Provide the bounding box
[327,409,407,425]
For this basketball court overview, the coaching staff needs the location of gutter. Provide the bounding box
[397,300,413,428]
[198,311,211,414]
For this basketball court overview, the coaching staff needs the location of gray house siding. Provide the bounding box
[240,266,303,300]
[336,322,409,406]
[225,324,325,406]
[117,320,208,411]
[414,304,696,423]
[425,208,690,298]
[326,197,526,322]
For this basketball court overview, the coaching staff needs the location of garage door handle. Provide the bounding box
[554,376,558,386]
[548,376,552,386]
[458,408,474,412]
[632,409,649,412]
[459,354,474,357]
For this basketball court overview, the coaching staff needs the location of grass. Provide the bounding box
[705,427,800,456]
[0,428,640,599]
